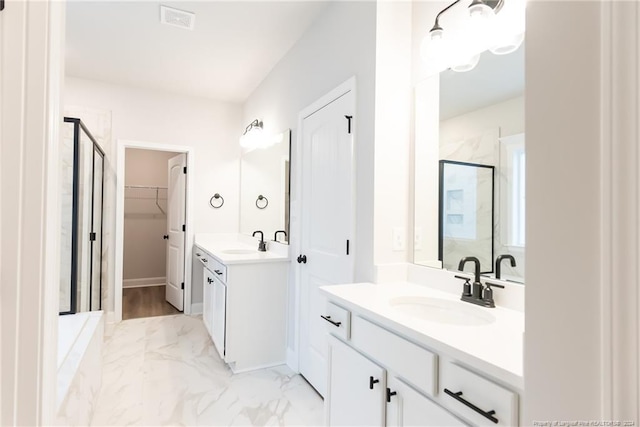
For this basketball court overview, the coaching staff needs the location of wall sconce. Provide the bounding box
[239,119,265,150]
[239,119,286,151]
[421,0,525,73]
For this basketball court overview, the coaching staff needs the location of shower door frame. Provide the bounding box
[61,117,105,315]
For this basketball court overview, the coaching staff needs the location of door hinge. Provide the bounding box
[183,166,187,174]
[89,232,96,241]
[1,0,5,11]
[345,115,353,134]
[346,239,350,255]
[181,282,184,290]
[182,224,186,232]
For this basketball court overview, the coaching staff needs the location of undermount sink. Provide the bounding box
[389,296,496,326]
[221,249,257,255]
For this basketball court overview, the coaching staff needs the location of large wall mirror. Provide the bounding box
[239,129,291,244]
[414,44,525,283]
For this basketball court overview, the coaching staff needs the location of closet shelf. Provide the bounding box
[124,185,167,215]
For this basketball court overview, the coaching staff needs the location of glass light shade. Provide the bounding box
[420,28,450,72]
[451,52,481,73]
[468,1,494,20]
[490,31,524,55]
[239,127,265,150]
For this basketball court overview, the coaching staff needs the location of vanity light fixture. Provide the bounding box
[421,0,524,73]
[239,119,265,150]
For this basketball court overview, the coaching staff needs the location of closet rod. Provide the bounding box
[124,185,167,215]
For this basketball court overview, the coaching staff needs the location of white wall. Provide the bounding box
[65,77,242,315]
[123,148,179,283]
[373,1,413,279]
[240,1,377,363]
[524,1,604,420]
[241,1,377,281]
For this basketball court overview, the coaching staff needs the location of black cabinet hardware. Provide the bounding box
[202,259,208,263]
[320,315,341,327]
[89,232,96,241]
[181,282,184,290]
[196,252,201,257]
[163,235,169,240]
[369,376,379,390]
[444,388,498,424]
[297,254,307,264]
[0,0,4,11]
[386,388,397,403]
[214,269,223,275]
[346,239,350,255]
[207,278,213,284]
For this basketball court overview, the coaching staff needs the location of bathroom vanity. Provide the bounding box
[194,234,289,373]
[320,282,523,426]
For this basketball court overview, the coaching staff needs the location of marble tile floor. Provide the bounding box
[90,314,324,426]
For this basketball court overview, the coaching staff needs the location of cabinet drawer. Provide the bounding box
[209,257,227,283]
[351,316,437,397]
[321,302,351,340]
[441,362,518,426]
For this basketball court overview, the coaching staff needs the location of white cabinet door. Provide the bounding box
[386,376,465,427]
[326,336,385,427]
[202,268,214,336]
[211,275,226,360]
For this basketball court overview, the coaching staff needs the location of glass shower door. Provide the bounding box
[59,118,105,314]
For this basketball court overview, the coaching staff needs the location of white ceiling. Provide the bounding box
[65,1,329,103]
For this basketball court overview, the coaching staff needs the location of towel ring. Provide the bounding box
[256,195,268,209]
[210,193,224,209]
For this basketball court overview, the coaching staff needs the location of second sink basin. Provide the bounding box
[221,249,257,255]
[389,296,496,326]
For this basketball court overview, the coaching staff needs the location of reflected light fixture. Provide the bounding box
[239,119,265,150]
[421,0,524,73]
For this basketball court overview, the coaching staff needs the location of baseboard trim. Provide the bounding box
[190,303,203,315]
[286,347,299,372]
[123,277,166,288]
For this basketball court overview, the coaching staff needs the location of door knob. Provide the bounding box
[163,235,169,240]
[297,254,307,264]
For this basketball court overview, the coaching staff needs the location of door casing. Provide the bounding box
[114,140,195,322]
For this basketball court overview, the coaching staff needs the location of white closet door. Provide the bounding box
[299,90,354,396]
[166,154,186,310]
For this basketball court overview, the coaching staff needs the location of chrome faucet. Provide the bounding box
[495,254,516,280]
[252,230,267,252]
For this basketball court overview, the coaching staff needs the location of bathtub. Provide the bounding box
[56,311,104,426]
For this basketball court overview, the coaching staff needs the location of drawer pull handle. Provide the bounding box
[202,259,208,263]
[444,388,498,424]
[196,252,201,257]
[386,388,397,403]
[320,315,341,327]
[214,269,223,275]
[369,376,379,390]
[207,278,213,284]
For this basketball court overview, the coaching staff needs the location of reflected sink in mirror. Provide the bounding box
[221,249,257,255]
[389,296,496,326]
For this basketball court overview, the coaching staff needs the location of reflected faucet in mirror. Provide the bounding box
[273,230,287,242]
[495,254,516,280]
[252,230,267,252]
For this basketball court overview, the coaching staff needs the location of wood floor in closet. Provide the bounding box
[122,285,181,320]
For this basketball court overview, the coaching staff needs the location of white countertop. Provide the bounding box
[195,233,289,265]
[320,281,524,389]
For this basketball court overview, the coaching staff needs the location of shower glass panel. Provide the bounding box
[59,118,105,315]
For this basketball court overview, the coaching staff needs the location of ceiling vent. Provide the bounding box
[160,5,195,31]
